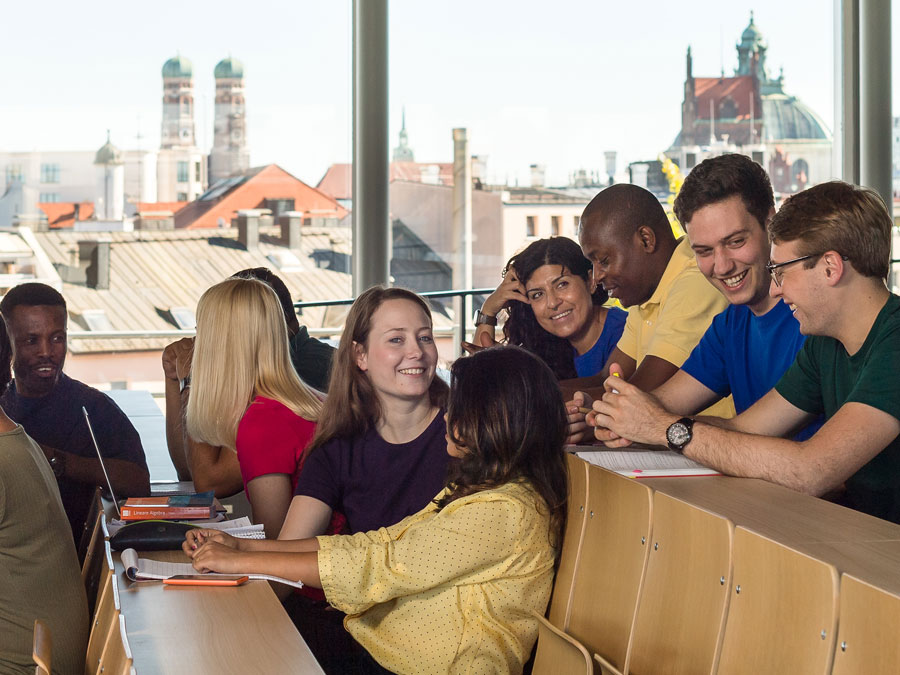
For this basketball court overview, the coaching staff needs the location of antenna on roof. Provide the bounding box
[719,25,724,77]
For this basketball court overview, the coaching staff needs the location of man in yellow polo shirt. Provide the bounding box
[565,183,732,423]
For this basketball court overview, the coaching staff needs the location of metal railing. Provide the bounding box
[67,288,495,343]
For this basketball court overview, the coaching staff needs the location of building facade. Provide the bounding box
[666,13,832,193]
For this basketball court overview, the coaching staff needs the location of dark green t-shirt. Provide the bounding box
[775,293,900,523]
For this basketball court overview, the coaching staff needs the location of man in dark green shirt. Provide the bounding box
[590,181,900,523]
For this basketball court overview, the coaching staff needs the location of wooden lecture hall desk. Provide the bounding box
[113,550,324,674]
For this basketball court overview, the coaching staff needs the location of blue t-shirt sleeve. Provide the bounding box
[680,309,731,397]
[294,439,341,508]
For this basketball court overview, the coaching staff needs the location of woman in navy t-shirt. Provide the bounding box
[465,237,626,380]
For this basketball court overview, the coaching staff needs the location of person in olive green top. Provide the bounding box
[591,181,900,523]
[0,403,89,675]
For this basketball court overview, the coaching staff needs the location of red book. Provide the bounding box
[119,493,216,521]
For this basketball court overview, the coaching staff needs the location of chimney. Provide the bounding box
[530,164,546,188]
[78,240,111,290]
[237,209,262,251]
[278,211,303,250]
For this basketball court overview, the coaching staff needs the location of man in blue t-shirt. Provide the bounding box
[591,181,900,523]
[654,154,819,438]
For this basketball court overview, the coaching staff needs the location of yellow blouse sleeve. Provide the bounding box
[317,492,537,615]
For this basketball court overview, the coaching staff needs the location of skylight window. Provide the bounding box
[80,309,113,331]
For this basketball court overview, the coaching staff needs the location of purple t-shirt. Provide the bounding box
[293,409,450,533]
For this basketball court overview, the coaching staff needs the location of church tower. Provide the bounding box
[160,55,196,148]
[209,57,250,185]
[94,132,124,220]
[392,107,415,162]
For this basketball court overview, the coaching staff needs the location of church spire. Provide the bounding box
[392,106,415,162]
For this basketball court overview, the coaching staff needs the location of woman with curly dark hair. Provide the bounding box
[465,236,627,379]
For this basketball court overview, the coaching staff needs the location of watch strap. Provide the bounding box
[666,417,694,454]
[473,310,498,327]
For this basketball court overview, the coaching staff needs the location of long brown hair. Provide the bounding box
[306,286,449,453]
[437,345,568,551]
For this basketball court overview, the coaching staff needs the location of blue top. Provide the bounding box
[681,300,821,440]
[574,307,627,378]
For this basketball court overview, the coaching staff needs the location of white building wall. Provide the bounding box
[123,150,158,205]
[156,148,207,202]
[0,151,95,203]
[500,201,587,262]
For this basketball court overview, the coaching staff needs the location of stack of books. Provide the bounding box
[119,492,218,521]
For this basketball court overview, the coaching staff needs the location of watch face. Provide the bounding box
[667,423,691,447]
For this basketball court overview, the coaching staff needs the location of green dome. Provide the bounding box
[162,55,192,79]
[214,57,244,79]
[741,13,763,46]
[94,133,122,165]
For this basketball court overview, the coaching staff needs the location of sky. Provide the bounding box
[1,1,896,188]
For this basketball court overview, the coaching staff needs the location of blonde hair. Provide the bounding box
[186,277,321,449]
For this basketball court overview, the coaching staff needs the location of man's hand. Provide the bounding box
[590,373,677,447]
[37,442,59,463]
[162,338,194,382]
[564,391,593,445]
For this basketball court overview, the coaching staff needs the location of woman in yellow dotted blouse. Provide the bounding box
[186,345,569,674]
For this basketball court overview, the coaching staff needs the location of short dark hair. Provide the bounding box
[440,345,568,549]
[0,319,11,393]
[581,183,672,241]
[232,268,297,327]
[674,154,774,229]
[0,282,67,317]
[768,181,892,280]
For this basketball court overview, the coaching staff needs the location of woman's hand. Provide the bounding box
[564,391,593,445]
[481,266,527,317]
[183,529,240,558]
[191,541,246,574]
[461,331,499,355]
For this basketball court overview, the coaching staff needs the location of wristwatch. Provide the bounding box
[179,375,191,393]
[49,450,65,478]
[473,310,498,327]
[666,417,694,454]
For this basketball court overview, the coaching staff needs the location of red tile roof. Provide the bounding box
[38,202,94,229]
[175,164,347,229]
[694,76,756,120]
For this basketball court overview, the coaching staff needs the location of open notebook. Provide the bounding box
[121,548,304,589]
[573,446,721,478]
